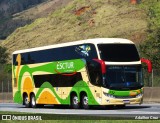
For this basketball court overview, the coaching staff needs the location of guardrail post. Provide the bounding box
[8,80,9,102]
[2,81,3,103]
[152,69,154,87]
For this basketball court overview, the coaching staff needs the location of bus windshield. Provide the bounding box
[98,44,140,62]
[104,65,143,90]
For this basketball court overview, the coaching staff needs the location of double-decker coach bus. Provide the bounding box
[12,38,152,109]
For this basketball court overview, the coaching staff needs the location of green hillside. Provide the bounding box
[2,0,148,61]
[0,0,48,39]
[0,0,71,39]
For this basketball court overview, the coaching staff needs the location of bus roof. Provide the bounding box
[13,38,134,54]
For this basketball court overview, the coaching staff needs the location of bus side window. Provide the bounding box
[87,61,102,86]
[13,55,18,66]
[94,71,102,85]
[14,61,18,66]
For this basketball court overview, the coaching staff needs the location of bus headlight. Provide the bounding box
[136,93,143,98]
[103,92,115,98]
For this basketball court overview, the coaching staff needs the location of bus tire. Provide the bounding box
[71,94,79,109]
[30,94,36,108]
[81,94,89,109]
[23,94,30,108]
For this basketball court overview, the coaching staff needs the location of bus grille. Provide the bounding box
[114,95,136,99]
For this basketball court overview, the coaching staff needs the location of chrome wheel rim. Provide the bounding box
[25,97,29,105]
[73,96,78,105]
[83,96,88,105]
[31,96,36,106]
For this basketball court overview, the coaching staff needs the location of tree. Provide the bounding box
[139,0,160,68]
[139,28,160,68]
[0,46,9,64]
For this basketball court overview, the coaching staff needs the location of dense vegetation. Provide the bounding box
[139,0,160,68]
[0,46,11,91]
[0,0,47,39]
[138,0,160,86]
[0,0,46,15]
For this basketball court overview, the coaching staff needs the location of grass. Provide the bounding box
[1,120,160,123]
[0,111,160,123]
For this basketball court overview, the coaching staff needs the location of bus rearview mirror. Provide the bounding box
[93,59,106,74]
[141,58,152,73]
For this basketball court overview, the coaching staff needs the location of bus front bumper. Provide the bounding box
[101,97,143,105]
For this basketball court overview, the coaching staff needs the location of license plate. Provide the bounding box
[123,100,130,104]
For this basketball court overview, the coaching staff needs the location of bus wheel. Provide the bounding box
[30,94,36,108]
[81,94,89,109]
[23,94,30,108]
[71,94,79,109]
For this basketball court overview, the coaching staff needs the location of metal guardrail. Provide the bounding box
[0,92,13,103]
[143,69,160,87]
[1,87,160,103]
[143,87,160,103]
[0,81,13,103]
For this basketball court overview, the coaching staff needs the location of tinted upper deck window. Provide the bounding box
[98,44,140,62]
[13,43,98,65]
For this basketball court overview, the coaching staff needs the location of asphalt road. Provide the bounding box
[0,103,160,119]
